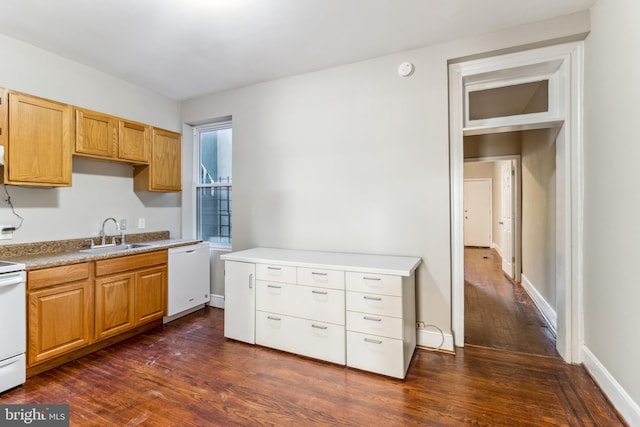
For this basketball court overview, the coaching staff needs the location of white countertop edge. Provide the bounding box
[220,247,422,277]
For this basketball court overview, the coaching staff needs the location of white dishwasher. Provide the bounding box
[165,242,211,322]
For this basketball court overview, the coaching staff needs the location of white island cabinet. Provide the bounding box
[221,247,421,378]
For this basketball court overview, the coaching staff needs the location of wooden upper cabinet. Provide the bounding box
[3,90,73,187]
[118,120,150,163]
[74,108,149,164]
[75,108,117,158]
[134,128,182,192]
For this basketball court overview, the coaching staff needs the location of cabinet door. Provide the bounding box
[95,272,135,340]
[224,261,256,344]
[135,266,167,324]
[7,91,72,186]
[151,128,182,191]
[118,120,150,163]
[28,280,92,365]
[75,108,117,158]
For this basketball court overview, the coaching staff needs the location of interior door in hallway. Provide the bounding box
[500,161,515,279]
[464,179,491,247]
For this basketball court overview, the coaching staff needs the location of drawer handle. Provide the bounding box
[363,277,381,281]
[267,266,282,271]
[249,273,253,289]
[363,296,382,301]
[267,316,281,321]
[311,324,328,330]
[364,316,382,322]
[364,338,383,344]
[311,272,328,276]
[312,290,328,295]
[267,284,282,289]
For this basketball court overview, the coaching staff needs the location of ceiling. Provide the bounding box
[0,0,596,101]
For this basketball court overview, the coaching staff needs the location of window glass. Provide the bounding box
[195,123,232,246]
[468,80,549,120]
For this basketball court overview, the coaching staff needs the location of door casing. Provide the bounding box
[449,42,584,363]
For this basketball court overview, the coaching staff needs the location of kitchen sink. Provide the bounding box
[78,243,157,254]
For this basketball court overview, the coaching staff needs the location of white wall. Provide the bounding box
[584,0,640,422]
[521,128,556,309]
[181,12,590,339]
[0,34,182,243]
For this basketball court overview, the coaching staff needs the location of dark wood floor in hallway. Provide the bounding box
[0,307,624,426]
[464,246,559,357]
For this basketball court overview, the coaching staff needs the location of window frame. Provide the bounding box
[193,120,233,249]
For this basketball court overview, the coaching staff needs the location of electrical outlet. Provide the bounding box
[120,219,127,230]
[416,321,425,329]
[138,218,145,229]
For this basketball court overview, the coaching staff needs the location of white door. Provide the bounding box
[500,162,515,279]
[463,179,491,247]
[224,261,256,344]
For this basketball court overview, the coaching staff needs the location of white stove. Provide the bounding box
[0,260,26,394]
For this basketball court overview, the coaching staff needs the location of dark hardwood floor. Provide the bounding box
[1,307,624,426]
[464,247,559,357]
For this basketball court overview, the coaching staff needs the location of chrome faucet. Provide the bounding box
[99,217,120,246]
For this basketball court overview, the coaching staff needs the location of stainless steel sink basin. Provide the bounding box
[78,243,156,254]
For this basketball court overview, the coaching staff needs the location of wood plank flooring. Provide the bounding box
[0,307,624,426]
[464,247,559,357]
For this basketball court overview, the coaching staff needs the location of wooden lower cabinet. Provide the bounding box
[135,267,166,324]
[95,272,135,341]
[95,251,167,341]
[26,251,168,372]
[27,263,92,366]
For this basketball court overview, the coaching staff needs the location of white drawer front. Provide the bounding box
[256,264,296,284]
[256,311,345,365]
[346,272,402,296]
[0,354,25,393]
[346,331,405,378]
[346,291,402,318]
[346,311,403,339]
[256,281,345,325]
[297,267,345,290]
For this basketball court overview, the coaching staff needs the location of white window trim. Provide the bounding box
[192,120,233,249]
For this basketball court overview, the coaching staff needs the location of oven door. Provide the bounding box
[0,271,26,361]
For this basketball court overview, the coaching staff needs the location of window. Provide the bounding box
[195,121,232,246]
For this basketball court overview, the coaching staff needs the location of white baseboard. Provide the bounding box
[582,345,640,426]
[209,294,225,309]
[494,243,504,258]
[416,327,454,352]
[520,274,557,332]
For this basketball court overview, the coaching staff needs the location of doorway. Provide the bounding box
[449,42,585,362]
[463,138,558,357]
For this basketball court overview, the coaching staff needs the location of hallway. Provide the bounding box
[464,247,558,357]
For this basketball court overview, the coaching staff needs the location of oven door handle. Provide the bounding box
[0,274,24,288]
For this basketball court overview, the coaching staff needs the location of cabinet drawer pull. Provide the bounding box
[267,316,281,321]
[364,316,382,322]
[312,290,328,295]
[363,295,382,301]
[249,273,253,289]
[311,272,328,276]
[267,284,282,289]
[364,338,383,344]
[267,266,282,271]
[311,324,328,330]
[363,277,381,281]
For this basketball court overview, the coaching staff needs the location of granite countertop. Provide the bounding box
[0,231,202,271]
